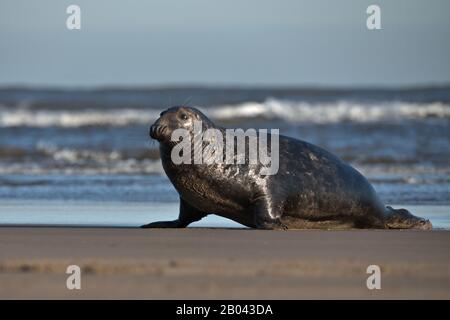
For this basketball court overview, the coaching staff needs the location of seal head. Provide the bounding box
[149,106,214,142]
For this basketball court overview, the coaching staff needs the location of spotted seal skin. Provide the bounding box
[141,106,432,230]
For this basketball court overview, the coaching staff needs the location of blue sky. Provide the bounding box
[1,0,449,87]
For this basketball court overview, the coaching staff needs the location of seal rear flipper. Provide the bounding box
[384,206,432,230]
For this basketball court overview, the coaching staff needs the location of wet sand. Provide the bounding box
[0,227,449,299]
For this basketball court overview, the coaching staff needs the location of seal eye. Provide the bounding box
[180,113,189,121]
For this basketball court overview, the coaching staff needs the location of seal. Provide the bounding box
[141,106,432,230]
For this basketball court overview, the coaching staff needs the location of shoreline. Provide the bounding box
[0,227,449,299]
[1,201,449,230]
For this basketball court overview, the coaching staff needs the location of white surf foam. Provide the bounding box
[0,107,159,127]
[209,99,450,123]
[0,144,164,175]
[0,99,448,127]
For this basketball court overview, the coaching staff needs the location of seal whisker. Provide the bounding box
[183,96,192,107]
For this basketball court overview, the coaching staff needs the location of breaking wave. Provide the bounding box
[0,107,160,127]
[0,99,449,127]
[0,144,164,175]
[209,99,450,123]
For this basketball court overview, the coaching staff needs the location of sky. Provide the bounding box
[0,0,449,87]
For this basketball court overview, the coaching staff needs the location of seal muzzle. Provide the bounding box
[149,124,167,141]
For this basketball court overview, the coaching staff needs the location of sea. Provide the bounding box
[0,86,449,228]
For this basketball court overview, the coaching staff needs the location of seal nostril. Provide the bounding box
[149,125,169,140]
[149,125,159,139]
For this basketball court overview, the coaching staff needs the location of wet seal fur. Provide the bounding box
[142,106,432,230]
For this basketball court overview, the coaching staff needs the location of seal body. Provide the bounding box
[142,106,432,230]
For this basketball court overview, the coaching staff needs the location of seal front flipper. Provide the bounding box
[141,220,181,228]
[141,198,208,228]
[255,217,288,230]
[252,198,287,230]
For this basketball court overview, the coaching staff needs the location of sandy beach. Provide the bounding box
[0,227,449,299]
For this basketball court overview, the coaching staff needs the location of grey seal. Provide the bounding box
[141,106,432,230]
